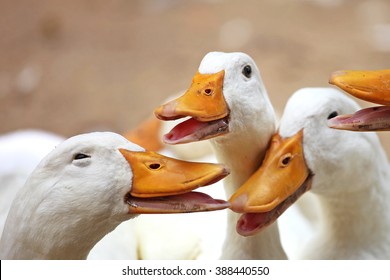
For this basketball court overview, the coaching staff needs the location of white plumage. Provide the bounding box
[156,52,288,259]
[278,88,390,259]
[0,132,229,259]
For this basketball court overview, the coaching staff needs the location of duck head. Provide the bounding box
[328,69,390,131]
[0,132,231,259]
[154,52,275,144]
[28,132,230,218]
[229,88,377,236]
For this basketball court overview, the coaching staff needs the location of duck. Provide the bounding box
[0,131,230,259]
[0,129,140,260]
[328,69,390,131]
[0,126,220,260]
[229,87,390,259]
[155,51,287,260]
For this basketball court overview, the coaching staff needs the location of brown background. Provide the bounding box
[0,0,389,153]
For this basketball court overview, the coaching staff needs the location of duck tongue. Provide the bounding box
[328,106,390,131]
[236,212,275,237]
[163,117,229,144]
[127,191,230,214]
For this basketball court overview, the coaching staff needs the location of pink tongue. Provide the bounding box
[163,117,229,144]
[328,106,390,131]
[164,118,208,144]
[236,212,271,237]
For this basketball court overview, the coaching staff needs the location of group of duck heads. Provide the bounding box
[154,67,390,237]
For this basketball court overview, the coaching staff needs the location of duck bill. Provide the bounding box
[120,149,230,197]
[329,69,390,106]
[153,70,230,144]
[327,106,390,131]
[154,70,229,122]
[119,149,230,213]
[123,116,164,151]
[229,130,312,236]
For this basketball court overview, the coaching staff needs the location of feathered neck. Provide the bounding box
[0,182,135,259]
[303,142,390,259]
[1,215,115,259]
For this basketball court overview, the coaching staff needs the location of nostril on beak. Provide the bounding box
[204,88,213,96]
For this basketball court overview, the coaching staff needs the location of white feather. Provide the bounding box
[279,87,390,259]
[0,132,143,259]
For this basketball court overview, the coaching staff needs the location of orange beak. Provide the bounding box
[119,149,230,214]
[229,130,312,236]
[329,69,390,106]
[154,70,229,122]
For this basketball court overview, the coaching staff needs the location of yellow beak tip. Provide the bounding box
[329,70,346,85]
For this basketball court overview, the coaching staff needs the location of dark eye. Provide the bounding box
[282,157,290,165]
[74,153,91,160]
[327,111,338,120]
[242,65,252,78]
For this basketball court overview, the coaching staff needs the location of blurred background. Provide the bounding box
[0,0,389,152]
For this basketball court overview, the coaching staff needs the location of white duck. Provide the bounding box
[0,129,139,259]
[0,132,230,259]
[0,129,140,260]
[155,52,287,259]
[0,127,221,260]
[328,69,390,131]
[230,87,390,259]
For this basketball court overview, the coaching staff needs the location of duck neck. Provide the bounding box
[211,129,269,197]
[0,199,133,259]
[318,179,390,246]
[211,125,287,260]
[316,157,390,253]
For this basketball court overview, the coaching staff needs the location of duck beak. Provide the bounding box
[329,69,390,106]
[328,69,390,131]
[154,70,229,122]
[119,149,230,213]
[229,130,312,236]
[123,116,164,151]
[153,70,230,144]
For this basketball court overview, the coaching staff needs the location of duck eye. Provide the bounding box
[242,65,252,78]
[327,111,338,120]
[73,153,90,160]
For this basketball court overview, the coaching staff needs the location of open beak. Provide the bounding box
[327,106,390,131]
[229,130,313,236]
[328,69,390,131]
[119,149,230,214]
[154,70,230,144]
